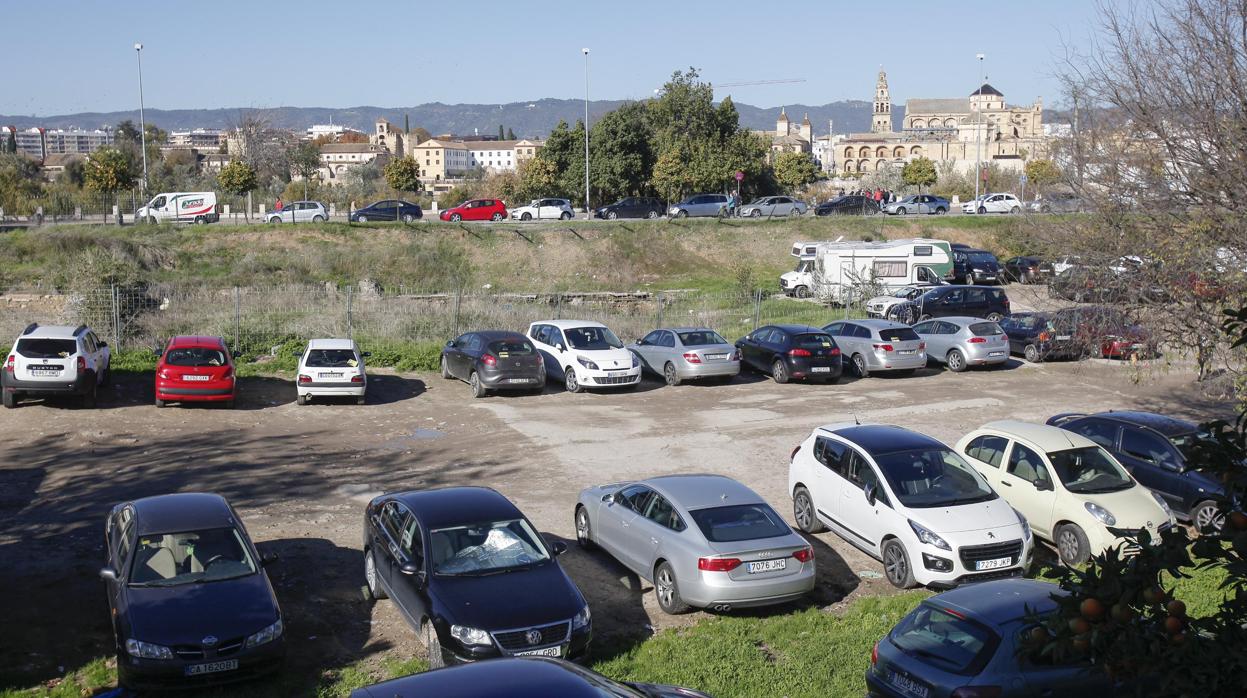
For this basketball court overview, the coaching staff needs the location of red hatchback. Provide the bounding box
[155,336,236,408]
[439,199,507,222]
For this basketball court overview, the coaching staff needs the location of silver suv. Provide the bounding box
[2,323,111,407]
[821,319,926,378]
[267,200,328,224]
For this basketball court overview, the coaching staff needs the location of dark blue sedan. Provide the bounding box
[351,199,423,223]
[867,578,1114,698]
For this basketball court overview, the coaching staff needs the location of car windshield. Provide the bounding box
[165,347,226,366]
[488,339,535,355]
[892,287,923,299]
[969,322,1003,336]
[129,527,256,587]
[678,330,728,346]
[794,260,813,273]
[565,326,623,350]
[689,503,791,543]
[1046,447,1135,493]
[878,327,920,342]
[15,338,76,359]
[305,349,357,368]
[428,518,550,576]
[890,604,998,675]
[1168,431,1220,463]
[967,252,997,263]
[874,448,997,508]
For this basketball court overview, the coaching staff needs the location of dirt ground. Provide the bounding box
[0,325,1230,691]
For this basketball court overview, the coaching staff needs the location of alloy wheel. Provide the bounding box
[1024,344,1041,363]
[1058,529,1080,563]
[656,568,676,607]
[884,544,908,586]
[1194,503,1225,533]
[664,363,680,386]
[794,492,814,530]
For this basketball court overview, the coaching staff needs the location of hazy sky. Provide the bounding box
[2,0,1102,116]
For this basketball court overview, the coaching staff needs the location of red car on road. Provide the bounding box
[439,199,507,222]
[155,335,236,408]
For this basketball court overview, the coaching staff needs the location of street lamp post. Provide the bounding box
[135,43,148,204]
[582,48,591,220]
[973,53,985,205]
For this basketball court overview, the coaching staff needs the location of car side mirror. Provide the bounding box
[1033,478,1053,491]
[261,553,279,566]
[554,343,565,352]
[549,540,568,556]
[99,341,108,348]
[603,492,615,505]
[399,561,421,577]
[864,483,878,506]
[99,566,118,582]
[445,340,455,347]
[361,352,371,358]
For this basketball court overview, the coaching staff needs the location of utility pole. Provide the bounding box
[973,53,985,205]
[582,48,591,220]
[135,43,149,201]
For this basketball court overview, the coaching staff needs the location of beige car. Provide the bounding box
[954,420,1173,566]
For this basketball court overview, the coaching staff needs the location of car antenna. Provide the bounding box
[853,413,861,426]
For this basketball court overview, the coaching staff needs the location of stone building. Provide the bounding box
[318,142,391,182]
[757,108,813,156]
[371,119,406,157]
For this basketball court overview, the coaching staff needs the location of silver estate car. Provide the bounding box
[822,319,927,377]
[912,316,1010,372]
[267,200,328,224]
[627,327,740,386]
[574,474,815,614]
[738,196,807,218]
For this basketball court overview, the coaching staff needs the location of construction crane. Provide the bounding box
[715,78,806,88]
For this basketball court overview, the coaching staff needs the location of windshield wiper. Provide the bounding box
[896,643,959,667]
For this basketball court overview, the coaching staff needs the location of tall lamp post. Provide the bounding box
[582,48,591,220]
[135,43,149,206]
[973,52,985,205]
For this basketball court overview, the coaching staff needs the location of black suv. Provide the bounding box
[894,286,1010,324]
[734,324,842,384]
[952,248,1003,285]
[595,197,664,219]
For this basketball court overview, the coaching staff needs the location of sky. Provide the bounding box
[0,0,1104,117]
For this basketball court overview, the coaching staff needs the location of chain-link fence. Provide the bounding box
[0,284,869,358]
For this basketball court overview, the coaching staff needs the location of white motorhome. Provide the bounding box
[136,191,219,224]
[779,238,954,303]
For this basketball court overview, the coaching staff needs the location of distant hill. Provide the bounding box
[0,99,906,139]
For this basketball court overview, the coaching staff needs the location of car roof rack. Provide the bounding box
[73,324,88,336]
[21,322,38,335]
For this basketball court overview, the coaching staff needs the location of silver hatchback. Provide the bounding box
[574,474,815,614]
[822,319,926,377]
[627,327,740,386]
[912,316,1010,372]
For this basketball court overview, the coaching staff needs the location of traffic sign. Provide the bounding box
[735,170,744,182]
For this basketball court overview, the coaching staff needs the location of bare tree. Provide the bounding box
[230,110,296,187]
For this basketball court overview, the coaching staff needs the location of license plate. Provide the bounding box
[705,353,727,360]
[514,646,562,657]
[507,378,531,383]
[185,659,238,676]
[607,371,627,377]
[1056,335,1072,341]
[184,375,211,381]
[975,556,1013,571]
[889,670,930,698]
[747,559,787,573]
[30,367,61,374]
[988,351,1005,357]
[899,349,915,355]
[811,366,831,373]
[319,372,342,378]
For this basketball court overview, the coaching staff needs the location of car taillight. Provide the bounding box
[1038,331,1052,341]
[298,374,311,384]
[917,342,926,351]
[871,642,878,666]
[1003,298,1010,307]
[4,355,13,373]
[351,375,363,383]
[788,348,812,357]
[830,347,841,356]
[223,366,233,379]
[790,444,801,461]
[730,349,741,361]
[683,352,702,364]
[482,354,497,366]
[951,688,1003,698]
[77,356,86,371]
[792,547,814,563]
[158,369,169,380]
[697,557,742,572]
[872,344,894,352]
[968,337,987,343]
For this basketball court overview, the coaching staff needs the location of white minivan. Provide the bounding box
[788,423,1032,589]
[526,320,641,393]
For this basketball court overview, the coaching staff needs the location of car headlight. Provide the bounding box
[450,624,491,646]
[908,520,951,550]
[1085,501,1116,526]
[572,604,591,630]
[1013,508,1032,542]
[577,356,599,370]
[126,638,174,660]
[1151,491,1173,518]
[245,618,283,648]
[631,353,640,368]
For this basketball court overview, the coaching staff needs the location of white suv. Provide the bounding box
[510,198,574,221]
[2,323,111,408]
[961,192,1022,214]
[788,423,1032,589]
[527,320,641,392]
[296,339,367,405]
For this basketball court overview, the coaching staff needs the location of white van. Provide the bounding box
[779,238,953,303]
[136,192,219,224]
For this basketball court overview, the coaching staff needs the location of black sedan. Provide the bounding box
[814,195,880,216]
[351,199,423,223]
[1002,256,1053,284]
[440,331,546,397]
[363,487,591,667]
[101,493,284,690]
[734,324,843,383]
[349,657,713,698]
[594,196,664,220]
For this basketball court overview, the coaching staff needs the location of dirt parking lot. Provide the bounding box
[0,348,1228,690]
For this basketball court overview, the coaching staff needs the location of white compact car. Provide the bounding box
[961,192,1022,215]
[789,423,1032,589]
[296,338,367,405]
[955,420,1174,566]
[527,320,641,393]
[2,323,111,408]
[510,198,574,221]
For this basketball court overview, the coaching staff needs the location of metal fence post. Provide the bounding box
[656,293,664,329]
[233,286,240,353]
[346,286,354,338]
[753,290,762,330]
[452,286,463,337]
[112,284,121,351]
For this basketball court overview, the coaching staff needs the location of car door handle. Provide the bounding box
[621,520,630,528]
[650,537,659,545]
[1000,480,1012,487]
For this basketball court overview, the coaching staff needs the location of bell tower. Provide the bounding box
[872,68,892,134]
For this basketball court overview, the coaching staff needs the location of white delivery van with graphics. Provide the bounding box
[136,192,220,224]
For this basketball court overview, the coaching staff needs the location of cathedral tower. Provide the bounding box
[872,68,892,133]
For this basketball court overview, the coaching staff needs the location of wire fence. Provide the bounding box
[0,284,868,358]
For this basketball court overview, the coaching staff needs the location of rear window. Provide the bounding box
[878,327,920,342]
[969,322,1003,336]
[165,347,227,366]
[987,289,1007,302]
[688,504,791,543]
[793,333,835,348]
[15,338,77,359]
[678,331,728,346]
[890,604,999,675]
[306,349,358,368]
[488,340,535,355]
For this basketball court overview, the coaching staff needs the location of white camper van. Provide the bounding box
[136,192,220,224]
[779,238,953,303]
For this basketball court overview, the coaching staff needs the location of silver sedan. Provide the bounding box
[627,327,740,386]
[738,196,807,218]
[911,316,1010,372]
[574,474,815,614]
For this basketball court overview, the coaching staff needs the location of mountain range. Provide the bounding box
[0,99,907,139]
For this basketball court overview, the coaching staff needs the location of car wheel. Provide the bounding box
[897,207,907,215]
[793,486,825,533]
[147,216,159,225]
[268,217,281,224]
[561,212,572,220]
[469,371,487,398]
[771,359,789,384]
[794,285,810,299]
[491,213,504,222]
[2,391,15,409]
[947,349,968,372]
[852,354,869,378]
[749,209,761,217]
[1192,500,1225,534]
[521,212,532,221]
[365,549,387,600]
[935,207,946,215]
[1010,206,1021,214]
[882,539,916,588]
[675,210,688,218]
[977,206,987,215]
[565,367,583,393]
[154,398,165,408]
[575,505,596,549]
[422,620,445,669]
[440,356,453,379]
[654,561,692,614]
[296,393,308,406]
[450,213,462,222]
[402,214,414,223]
[313,215,326,223]
[356,215,368,223]
[607,211,618,220]
[1024,344,1042,363]
[986,312,1004,322]
[663,362,681,387]
[356,395,366,405]
[1056,524,1091,566]
[646,210,659,219]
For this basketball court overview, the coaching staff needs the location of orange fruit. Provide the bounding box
[1069,617,1091,635]
[1164,616,1184,634]
[1080,598,1106,620]
[1167,600,1186,618]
